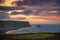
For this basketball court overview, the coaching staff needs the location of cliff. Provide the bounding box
[0,20,31,34]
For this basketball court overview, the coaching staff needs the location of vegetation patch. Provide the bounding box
[0,33,56,39]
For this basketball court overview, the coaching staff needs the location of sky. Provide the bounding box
[0,0,60,24]
[0,0,60,6]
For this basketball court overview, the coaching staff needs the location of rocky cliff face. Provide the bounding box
[0,20,31,34]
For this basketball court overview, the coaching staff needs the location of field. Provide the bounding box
[0,33,60,40]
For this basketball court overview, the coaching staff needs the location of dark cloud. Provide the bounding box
[11,11,21,15]
[0,6,26,11]
[23,9,32,15]
[11,0,60,6]
[0,0,5,3]
[0,12,10,19]
[55,0,60,6]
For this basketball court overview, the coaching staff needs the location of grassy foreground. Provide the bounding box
[0,33,56,40]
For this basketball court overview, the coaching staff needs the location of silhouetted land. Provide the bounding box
[0,20,31,34]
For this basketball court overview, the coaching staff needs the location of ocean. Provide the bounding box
[6,24,60,34]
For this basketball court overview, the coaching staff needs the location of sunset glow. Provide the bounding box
[9,14,26,18]
[0,0,16,6]
[8,14,60,24]
[26,16,60,24]
[0,0,60,24]
[8,10,24,14]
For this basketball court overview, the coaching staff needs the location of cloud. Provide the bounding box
[0,11,10,19]
[24,6,60,16]
[0,6,26,11]
[55,0,60,6]
[39,11,60,16]
[11,0,60,6]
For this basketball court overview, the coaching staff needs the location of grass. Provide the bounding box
[0,33,56,39]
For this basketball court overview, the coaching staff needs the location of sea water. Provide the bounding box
[6,24,60,34]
